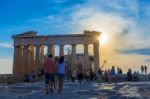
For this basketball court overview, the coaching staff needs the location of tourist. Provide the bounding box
[71,70,76,83]
[57,56,65,93]
[127,68,132,81]
[24,73,31,82]
[133,71,139,81]
[97,68,103,83]
[38,68,44,79]
[108,69,110,75]
[90,67,95,81]
[54,65,57,89]
[119,68,123,75]
[104,69,109,82]
[85,69,90,82]
[116,67,123,81]
[32,70,36,82]
[117,67,122,75]
[43,54,55,94]
[141,65,144,74]
[109,66,116,82]
[117,67,120,75]
[77,70,83,84]
[144,65,147,75]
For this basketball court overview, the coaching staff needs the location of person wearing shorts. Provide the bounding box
[43,54,55,94]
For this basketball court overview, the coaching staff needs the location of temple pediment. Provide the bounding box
[13,31,37,38]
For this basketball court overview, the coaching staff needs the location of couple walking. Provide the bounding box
[43,54,65,94]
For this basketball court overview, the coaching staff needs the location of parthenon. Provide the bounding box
[12,30,100,79]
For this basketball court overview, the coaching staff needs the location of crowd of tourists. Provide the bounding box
[126,65,148,81]
[97,66,123,83]
[23,54,149,95]
[97,65,149,83]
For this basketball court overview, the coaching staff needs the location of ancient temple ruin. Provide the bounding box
[12,30,100,78]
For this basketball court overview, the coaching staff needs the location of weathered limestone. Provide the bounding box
[12,30,101,78]
[59,45,64,56]
[94,42,100,72]
[28,46,35,74]
[23,46,28,74]
[35,45,40,73]
[47,45,53,55]
[84,44,89,70]
[14,46,24,78]
[39,46,45,69]
[71,44,76,71]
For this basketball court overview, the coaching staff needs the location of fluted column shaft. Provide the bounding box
[59,45,64,56]
[23,46,29,74]
[35,45,40,72]
[28,46,35,73]
[94,42,100,72]
[13,46,17,76]
[71,44,76,71]
[47,45,53,55]
[84,44,89,70]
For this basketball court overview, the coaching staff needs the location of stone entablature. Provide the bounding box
[13,31,99,46]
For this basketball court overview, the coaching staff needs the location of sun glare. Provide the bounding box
[99,33,108,46]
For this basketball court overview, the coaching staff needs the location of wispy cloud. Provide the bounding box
[0,42,13,49]
[24,0,150,52]
[115,48,150,56]
[26,0,150,51]
[70,0,150,51]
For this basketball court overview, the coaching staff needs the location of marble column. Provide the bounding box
[16,46,24,78]
[84,44,89,70]
[40,46,45,69]
[47,45,53,55]
[28,46,35,74]
[35,45,40,73]
[94,42,100,72]
[40,46,44,59]
[59,45,64,56]
[23,46,29,74]
[71,44,76,71]
[13,46,17,76]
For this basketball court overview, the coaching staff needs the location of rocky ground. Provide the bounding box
[0,80,150,99]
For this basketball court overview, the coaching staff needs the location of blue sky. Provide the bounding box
[0,0,150,74]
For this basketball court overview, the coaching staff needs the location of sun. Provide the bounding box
[99,33,108,46]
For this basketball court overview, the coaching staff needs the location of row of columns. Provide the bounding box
[13,43,99,78]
